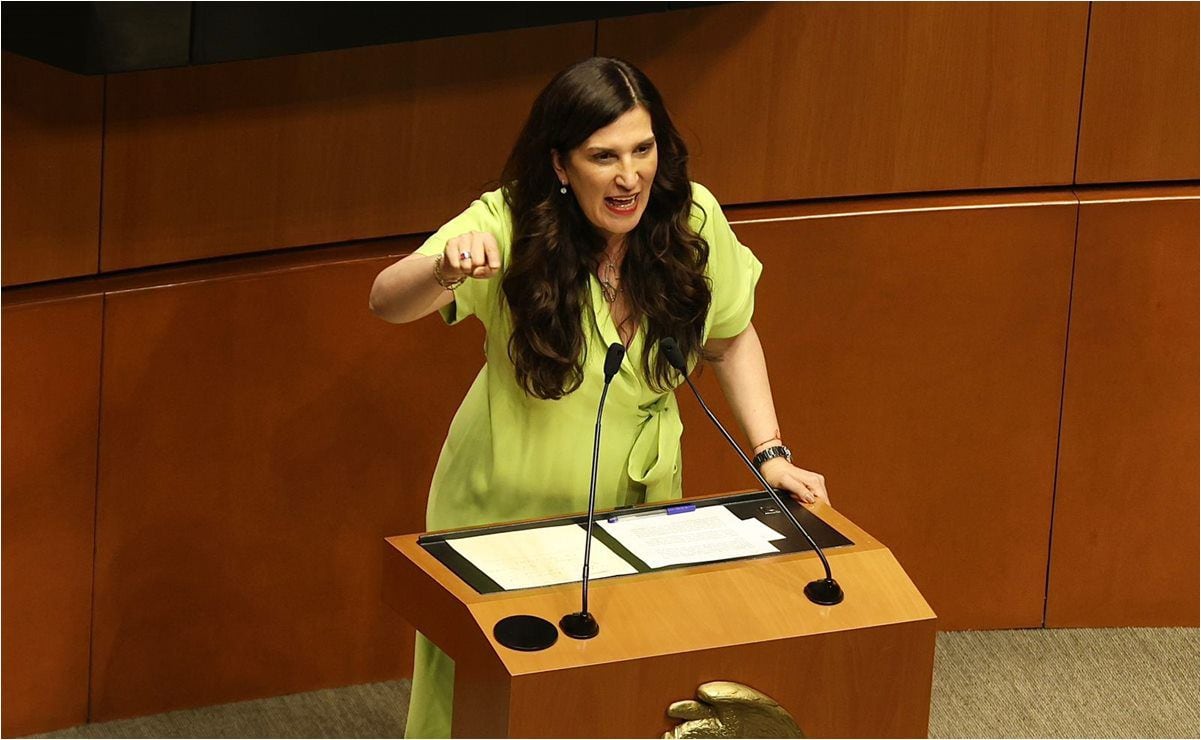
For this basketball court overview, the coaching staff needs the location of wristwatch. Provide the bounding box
[752,444,792,470]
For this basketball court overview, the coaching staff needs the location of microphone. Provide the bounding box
[561,342,627,639]
[660,337,844,606]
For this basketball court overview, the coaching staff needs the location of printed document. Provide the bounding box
[740,516,787,542]
[598,505,779,569]
[445,524,636,590]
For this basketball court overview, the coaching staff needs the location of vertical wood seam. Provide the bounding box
[86,70,110,722]
[1072,3,1095,184]
[1051,0,1093,623]
[1043,191,1084,627]
[85,293,107,723]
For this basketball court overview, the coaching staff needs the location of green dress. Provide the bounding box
[404,182,762,738]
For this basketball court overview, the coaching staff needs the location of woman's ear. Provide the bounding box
[551,150,568,186]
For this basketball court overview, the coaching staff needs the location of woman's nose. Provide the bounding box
[616,160,638,188]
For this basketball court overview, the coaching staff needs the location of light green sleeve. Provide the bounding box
[414,189,512,327]
[692,183,764,339]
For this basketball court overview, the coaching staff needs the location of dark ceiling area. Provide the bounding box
[1,1,721,75]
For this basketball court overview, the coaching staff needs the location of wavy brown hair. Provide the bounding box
[499,57,712,399]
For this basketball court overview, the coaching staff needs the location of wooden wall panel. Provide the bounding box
[1046,188,1199,627]
[1076,3,1200,184]
[1,52,103,286]
[1,296,103,736]
[680,191,1078,629]
[599,3,1087,204]
[90,253,486,719]
[99,23,593,272]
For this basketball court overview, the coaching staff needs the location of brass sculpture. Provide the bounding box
[663,681,804,738]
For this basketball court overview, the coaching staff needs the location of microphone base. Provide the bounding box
[493,614,558,652]
[559,611,600,640]
[804,577,845,606]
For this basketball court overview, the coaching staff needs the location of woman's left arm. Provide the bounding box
[706,322,830,505]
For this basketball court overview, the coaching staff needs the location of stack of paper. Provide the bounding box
[445,524,636,590]
[597,505,785,569]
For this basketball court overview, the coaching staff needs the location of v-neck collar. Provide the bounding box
[588,274,642,373]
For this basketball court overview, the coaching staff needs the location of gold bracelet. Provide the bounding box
[432,254,467,291]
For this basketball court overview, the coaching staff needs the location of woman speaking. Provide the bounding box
[369,56,828,739]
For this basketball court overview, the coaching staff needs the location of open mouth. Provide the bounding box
[604,193,639,215]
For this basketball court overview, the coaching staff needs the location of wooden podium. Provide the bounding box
[383,492,936,738]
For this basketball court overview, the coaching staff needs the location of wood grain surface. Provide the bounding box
[599,3,1088,203]
[1,296,104,737]
[506,621,935,738]
[385,496,936,737]
[1,52,103,286]
[1076,3,1200,183]
[100,22,593,271]
[1046,187,1200,626]
[87,251,486,719]
[679,190,1078,630]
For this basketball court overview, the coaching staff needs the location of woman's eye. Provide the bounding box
[594,153,613,162]
[637,144,652,154]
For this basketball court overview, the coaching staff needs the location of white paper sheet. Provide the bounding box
[445,524,637,590]
[597,505,778,569]
[740,516,787,542]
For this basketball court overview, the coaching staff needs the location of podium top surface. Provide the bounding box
[416,490,853,594]
[384,493,936,676]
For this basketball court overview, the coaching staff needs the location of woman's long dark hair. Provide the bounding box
[500,57,711,400]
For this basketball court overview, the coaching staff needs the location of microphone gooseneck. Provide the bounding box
[660,337,844,606]
[561,342,627,639]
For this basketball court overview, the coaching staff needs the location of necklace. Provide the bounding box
[599,259,622,303]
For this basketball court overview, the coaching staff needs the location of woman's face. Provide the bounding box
[553,106,658,248]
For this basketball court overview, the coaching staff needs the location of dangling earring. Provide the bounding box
[560,183,568,195]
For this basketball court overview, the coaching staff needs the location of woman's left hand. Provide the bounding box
[758,458,830,505]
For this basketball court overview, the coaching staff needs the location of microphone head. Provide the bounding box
[659,337,688,374]
[604,342,625,381]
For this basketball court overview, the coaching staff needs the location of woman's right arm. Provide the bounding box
[369,231,501,324]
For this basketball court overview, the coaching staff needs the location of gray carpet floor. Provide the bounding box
[30,628,1200,739]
